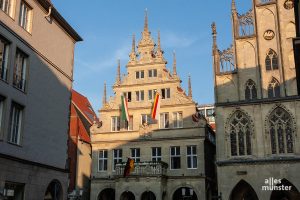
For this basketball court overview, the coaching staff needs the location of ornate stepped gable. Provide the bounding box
[101,10,194,111]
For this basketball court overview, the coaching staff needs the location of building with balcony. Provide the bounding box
[0,0,81,199]
[90,11,216,200]
[213,0,300,199]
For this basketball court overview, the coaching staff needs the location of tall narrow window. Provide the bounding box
[135,90,144,101]
[0,37,9,81]
[98,150,108,171]
[123,115,133,131]
[152,147,161,162]
[187,146,197,169]
[161,88,170,99]
[13,49,27,91]
[265,49,278,70]
[268,78,280,98]
[173,112,183,128]
[228,111,252,156]
[131,148,140,163]
[1,0,13,16]
[123,92,132,102]
[245,79,257,100]
[111,116,120,132]
[160,113,169,129]
[113,149,122,170]
[0,96,4,132]
[9,102,23,145]
[19,1,32,32]
[170,146,180,169]
[148,89,157,100]
[269,107,294,154]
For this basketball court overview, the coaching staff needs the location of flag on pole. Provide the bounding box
[123,158,135,177]
[121,95,129,121]
[151,92,160,120]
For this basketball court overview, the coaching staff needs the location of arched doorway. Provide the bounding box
[172,187,198,200]
[141,191,156,200]
[98,188,115,200]
[120,191,135,200]
[44,180,63,200]
[230,180,258,200]
[270,179,300,200]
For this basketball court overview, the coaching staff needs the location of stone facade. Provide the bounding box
[213,0,300,199]
[0,0,81,199]
[90,12,216,200]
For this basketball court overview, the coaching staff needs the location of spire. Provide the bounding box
[188,75,192,98]
[144,8,149,33]
[231,0,237,12]
[116,59,121,84]
[157,30,161,50]
[211,22,218,53]
[173,51,177,76]
[129,34,137,62]
[155,30,164,59]
[102,82,107,106]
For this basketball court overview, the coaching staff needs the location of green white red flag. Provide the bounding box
[151,92,160,120]
[121,95,129,121]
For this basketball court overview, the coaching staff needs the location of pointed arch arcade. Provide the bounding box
[230,180,258,200]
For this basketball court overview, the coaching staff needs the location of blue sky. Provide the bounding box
[51,0,252,111]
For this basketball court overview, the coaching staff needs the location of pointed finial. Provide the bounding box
[144,8,149,33]
[231,0,236,12]
[132,34,136,52]
[173,51,177,76]
[157,30,161,50]
[116,59,121,84]
[102,81,107,105]
[188,74,192,98]
[211,22,218,52]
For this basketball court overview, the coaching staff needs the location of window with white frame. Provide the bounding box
[173,112,183,128]
[148,89,157,100]
[111,116,120,132]
[19,1,32,32]
[135,90,144,101]
[0,37,9,81]
[131,148,140,163]
[98,150,108,171]
[160,113,169,129]
[187,146,197,169]
[13,49,27,91]
[135,70,144,79]
[123,115,133,131]
[0,96,4,132]
[148,69,157,77]
[9,102,23,145]
[113,149,122,170]
[152,147,161,162]
[161,88,170,99]
[141,114,154,125]
[170,146,180,169]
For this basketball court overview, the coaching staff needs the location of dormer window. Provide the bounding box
[136,70,144,79]
[148,69,157,77]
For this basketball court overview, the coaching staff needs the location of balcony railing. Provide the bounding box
[115,161,168,177]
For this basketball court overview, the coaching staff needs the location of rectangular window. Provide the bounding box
[152,147,161,162]
[19,1,32,32]
[187,146,197,169]
[148,69,157,77]
[141,114,154,125]
[135,90,144,101]
[135,70,144,79]
[173,112,183,128]
[111,116,120,132]
[124,115,133,131]
[113,149,122,170]
[148,89,157,100]
[13,49,27,91]
[160,113,169,129]
[0,37,9,81]
[1,0,13,16]
[131,148,140,163]
[123,92,132,102]
[0,96,4,132]
[161,88,170,99]
[98,150,108,171]
[170,146,180,169]
[206,108,214,117]
[9,102,23,145]
[4,181,25,200]
[198,109,205,117]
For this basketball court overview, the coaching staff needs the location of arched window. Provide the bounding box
[268,78,280,98]
[245,79,257,100]
[268,107,294,154]
[265,49,278,70]
[228,111,252,156]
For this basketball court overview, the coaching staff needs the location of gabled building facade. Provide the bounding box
[90,12,216,200]
[0,0,81,199]
[213,0,300,199]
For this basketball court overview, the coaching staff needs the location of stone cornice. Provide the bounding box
[113,79,181,89]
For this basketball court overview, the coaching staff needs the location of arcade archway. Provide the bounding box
[120,191,135,200]
[44,180,63,200]
[141,191,156,200]
[229,180,258,200]
[270,179,300,200]
[172,187,197,200]
[98,188,115,200]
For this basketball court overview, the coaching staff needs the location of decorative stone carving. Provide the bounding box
[284,0,294,10]
[263,30,275,40]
